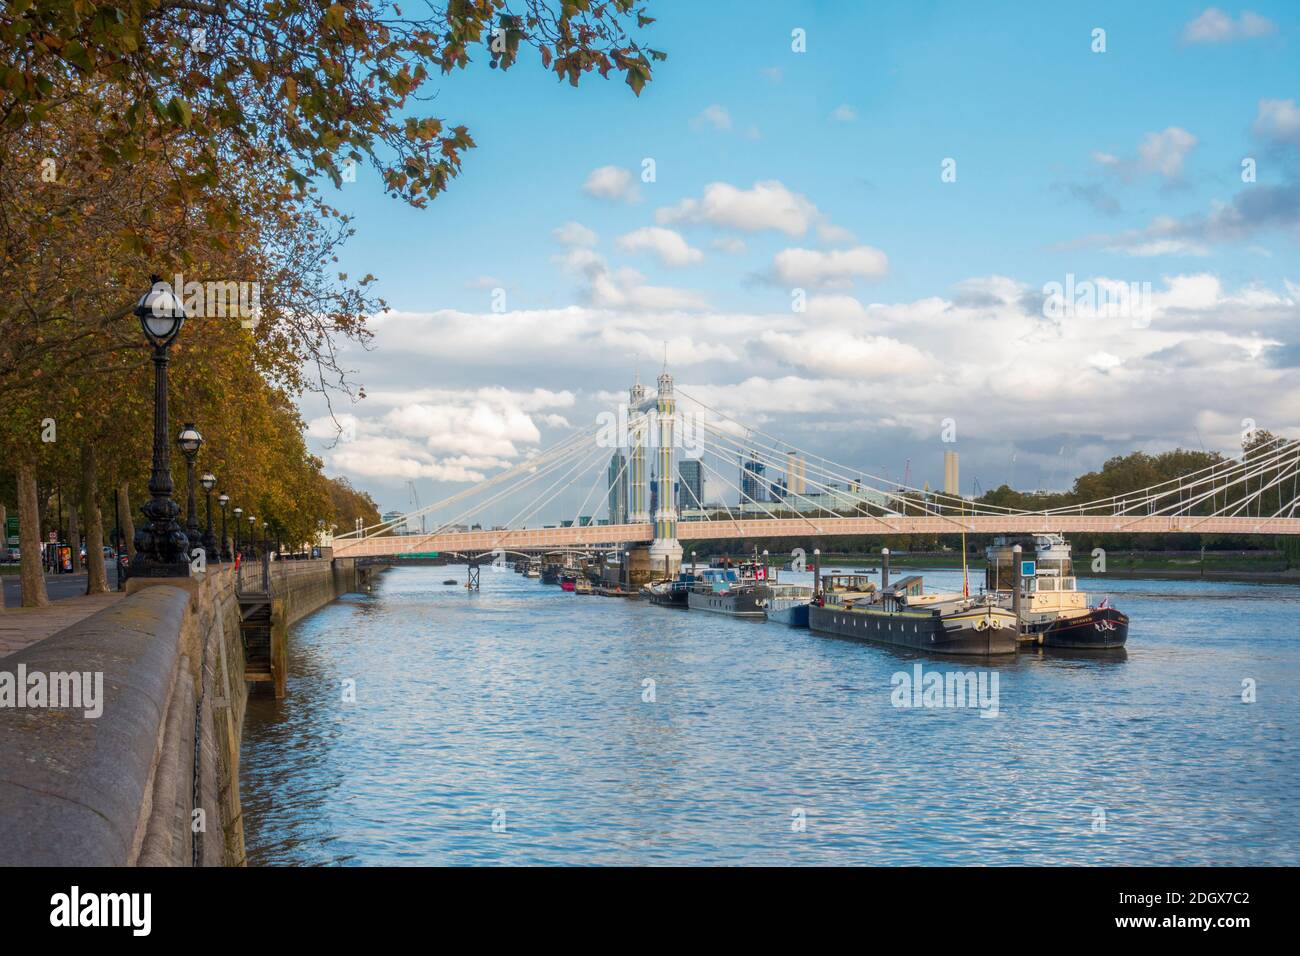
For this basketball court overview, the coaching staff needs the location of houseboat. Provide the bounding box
[685,565,770,617]
[765,583,816,627]
[808,573,1018,655]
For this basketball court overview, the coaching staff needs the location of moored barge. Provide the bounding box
[808,573,1017,655]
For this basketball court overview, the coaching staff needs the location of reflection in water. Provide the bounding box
[241,566,1300,865]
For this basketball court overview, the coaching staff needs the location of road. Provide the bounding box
[2,565,121,607]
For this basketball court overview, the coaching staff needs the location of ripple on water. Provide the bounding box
[240,566,1300,865]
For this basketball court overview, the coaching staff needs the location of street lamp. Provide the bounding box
[200,472,218,561]
[218,494,230,561]
[233,506,243,557]
[262,520,270,561]
[176,423,203,557]
[131,276,190,577]
[248,514,256,556]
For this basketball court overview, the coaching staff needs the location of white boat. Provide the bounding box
[765,583,815,627]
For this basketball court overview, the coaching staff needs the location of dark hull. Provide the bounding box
[541,568,561,585]
[1030,607,1129,649]
[649,588,690,609]
[808,605,1016,655]
[688,586,769,618]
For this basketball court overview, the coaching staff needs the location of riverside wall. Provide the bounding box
[0,557,373,866]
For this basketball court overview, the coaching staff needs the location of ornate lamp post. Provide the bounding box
[248,514,257,557]
[131,277,190,577]
[262,520,270,560]
[218,494,230,561]
[233,506,243,557]
[177,423,203,557]
[200,472,218,561]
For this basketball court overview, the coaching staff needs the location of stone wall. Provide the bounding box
[0,558,366,867]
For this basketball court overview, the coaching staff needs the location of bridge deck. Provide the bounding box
[332,515,1300,557]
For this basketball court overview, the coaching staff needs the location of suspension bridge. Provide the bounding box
[332,369,1300,564]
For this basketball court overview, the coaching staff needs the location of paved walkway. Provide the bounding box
[0,592,124,659]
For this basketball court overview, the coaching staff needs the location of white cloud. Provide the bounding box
[692,104,732,131]
[616,226,704,267]
[1253,98,1300,147]
[657,180,821,235]
[830,104,857,122]
[1182,8,1276,43]
[582,165,640,203]
[1136,127,1197,180]
[761,66,783,83]
[711,237,747,255]
[1094,127,1197,182]
[553,221,598,247]
[770,245,889,286]
[464,275,503,289]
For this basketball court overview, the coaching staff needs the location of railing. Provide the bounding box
[235,552,272,596]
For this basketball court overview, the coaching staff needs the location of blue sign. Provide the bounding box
[1020,560,1036,577]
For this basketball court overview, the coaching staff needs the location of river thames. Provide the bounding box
[241,565,1299,865]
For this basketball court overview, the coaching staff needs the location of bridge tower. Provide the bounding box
[627,374,651,525]
[648,368,683,574]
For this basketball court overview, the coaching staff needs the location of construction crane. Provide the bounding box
[406,480,426,534]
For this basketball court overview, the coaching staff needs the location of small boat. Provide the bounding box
[686,564,770,618]
[540,565,561,585]
[643,570,696,608]
[442,579,457,585]
[765,583,815,627]
[525,564,541,578]
[560,573,577,592]
[574,577,593,595]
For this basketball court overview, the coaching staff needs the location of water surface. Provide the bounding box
[241,565,1299,865]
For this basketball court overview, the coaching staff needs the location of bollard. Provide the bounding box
[881,547,890,591]
[813,548,821,598]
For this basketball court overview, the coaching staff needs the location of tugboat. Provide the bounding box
[560,572,577,592]
[686,562,770,617]
[986,534,1128,649]
[808,573,1017,655]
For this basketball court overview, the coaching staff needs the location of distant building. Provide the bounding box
[943,450,959,496]
[785,451,806,495]
[677,458,704,510]
[741,456,767,504]
[381,510,410,535]
[608,452,628,525]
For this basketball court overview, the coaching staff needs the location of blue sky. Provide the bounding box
[300,2,1300,518]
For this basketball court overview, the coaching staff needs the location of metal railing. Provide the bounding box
[235,552,272,595]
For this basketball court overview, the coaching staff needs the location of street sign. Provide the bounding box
[1020,560,1036,577]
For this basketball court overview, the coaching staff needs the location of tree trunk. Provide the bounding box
[82,444,108,595]
[17,462,49,607]
[117,482,136,559]
[67,499,81,573]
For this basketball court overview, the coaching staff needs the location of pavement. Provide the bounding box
[2,565,122,608]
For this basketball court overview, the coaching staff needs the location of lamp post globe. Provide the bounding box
[199,472,218,562]
[233,506,243,557]
[176,424,203,556]
[218,494,230,562]
[131,276,190,577]
[248,514,257,556]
